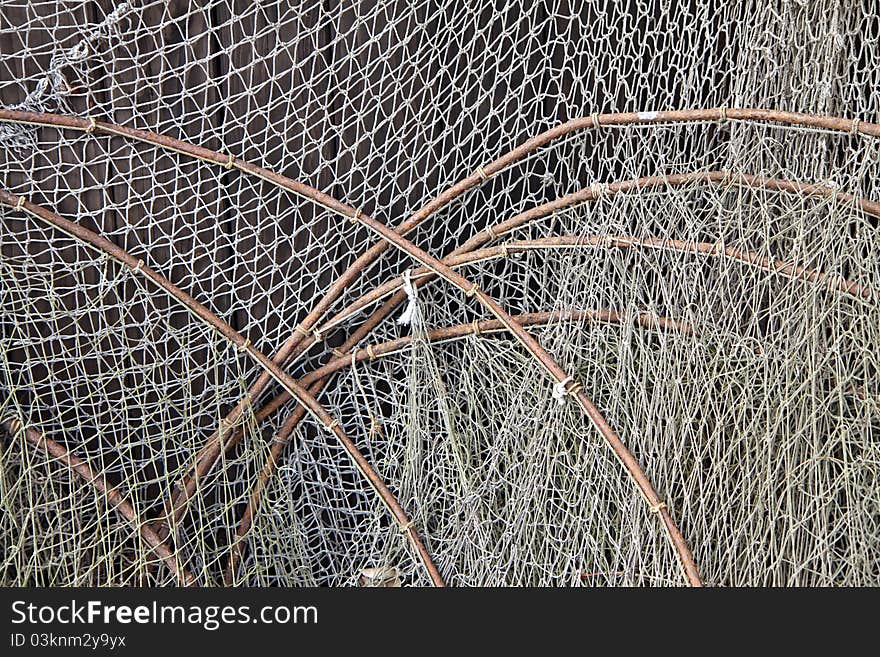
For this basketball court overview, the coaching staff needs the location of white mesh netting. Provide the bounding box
[0,1,878,586]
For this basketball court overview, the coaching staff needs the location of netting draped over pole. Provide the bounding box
[1,1,878,586]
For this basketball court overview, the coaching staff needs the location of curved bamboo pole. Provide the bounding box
[319,201,878,334]
[0,418,196,586]
[309,309,694,381]
[0,190,445,587]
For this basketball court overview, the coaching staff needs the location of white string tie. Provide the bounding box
[552,376,573,405]
[397,269,420,328]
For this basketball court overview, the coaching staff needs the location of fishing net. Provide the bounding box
[0,1,878,586]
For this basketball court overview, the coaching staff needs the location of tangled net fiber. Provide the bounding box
[0,1,878,586]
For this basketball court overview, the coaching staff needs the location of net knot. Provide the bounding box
[499,244,510,258]
[312,327,324,342]
[465,282,480,298]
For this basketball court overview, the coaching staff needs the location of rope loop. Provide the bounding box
[471,320,481,336]
[238,338,251,353]
[294,324,310,338]
[718,106,727,124]
[591,112,602,129]
[15,196,26,211]
[323,418,339,433]
[474,165,490,181]
[650,502,668,514]
[223,153,235,170]
[465,283,479,298]
[85,117,97,134]
[851,117,861,135]
[366,344,376,361]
